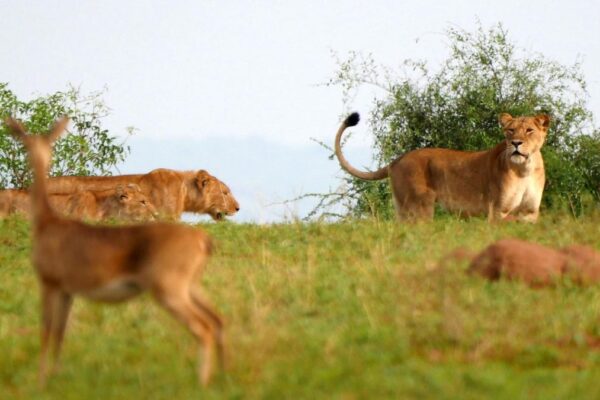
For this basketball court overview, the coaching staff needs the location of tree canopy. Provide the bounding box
[317,23,599,219]
[0,84,131,189]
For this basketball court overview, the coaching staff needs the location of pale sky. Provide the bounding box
[2,0,599,222]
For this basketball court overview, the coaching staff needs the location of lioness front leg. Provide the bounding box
[488,206,510,223]
[517,210,539,223]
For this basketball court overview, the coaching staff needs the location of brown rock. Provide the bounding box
[466,239,600,287]
[561,245,600,285]
[468,239,566,287]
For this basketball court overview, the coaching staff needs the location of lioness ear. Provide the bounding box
[47,117,69,143]
[4,117,28,142]
[115,184,126,198]
[499,113,513,127]
[535,114,550,130]
[196,170,211,188]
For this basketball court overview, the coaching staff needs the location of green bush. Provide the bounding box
[320,23,599,219]
[0,84,130,188]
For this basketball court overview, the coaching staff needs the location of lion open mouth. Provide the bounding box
[210,209,235,221]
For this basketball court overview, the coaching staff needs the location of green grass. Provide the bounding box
[1,213,600,399]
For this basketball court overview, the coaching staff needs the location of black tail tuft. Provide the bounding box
[344,112,360,127]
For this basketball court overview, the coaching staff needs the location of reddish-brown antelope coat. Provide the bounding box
[5,117,223,386]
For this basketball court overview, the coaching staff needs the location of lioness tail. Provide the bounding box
[334,112,389,181]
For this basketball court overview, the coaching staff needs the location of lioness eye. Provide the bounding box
[507,129,514,134]
[526,128,533,134]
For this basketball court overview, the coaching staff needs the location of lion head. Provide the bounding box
[194,170,240,221]
[113,183,158,221]
[499,113,550,166]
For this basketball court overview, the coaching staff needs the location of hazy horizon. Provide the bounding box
[2,0,598,222]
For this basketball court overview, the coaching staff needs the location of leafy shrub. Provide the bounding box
[318,23,599,219]
[0,84,130,188]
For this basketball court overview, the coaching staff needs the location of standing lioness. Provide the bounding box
[335,112,550,222]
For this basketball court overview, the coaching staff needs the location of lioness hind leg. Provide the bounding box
[391,189,415,220]
[416,188,436,219]
[392,185,435,221]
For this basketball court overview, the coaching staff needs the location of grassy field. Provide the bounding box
[1,213,600,399]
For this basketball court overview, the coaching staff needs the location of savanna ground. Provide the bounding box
[1,212,600,399]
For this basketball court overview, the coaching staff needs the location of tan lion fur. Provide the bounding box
[334,112,550,222]
[50,183,157,222]
[0,188,30,217]
[4,117,223,386]
[46,168,239,221]
[0,184,157,222]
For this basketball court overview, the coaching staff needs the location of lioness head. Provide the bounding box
[195,170,240,221]
[499,113,550,166]
[114,183,158,221]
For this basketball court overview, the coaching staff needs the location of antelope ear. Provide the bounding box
[499,113,513,127]
[47,117,69,143]
[535,114,551,130]
[4,117,27,142]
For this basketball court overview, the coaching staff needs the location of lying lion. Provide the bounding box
[458,239,600,287]
[50,183,157,222]
[0,184,157,222]
[0,189,30,217]
[46,168,239,221]
[335,113,550,222]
